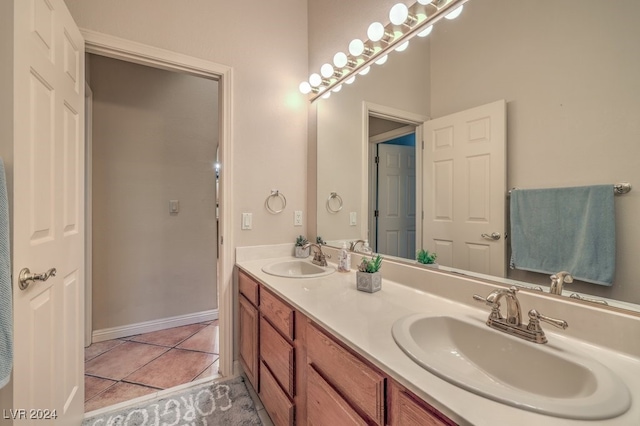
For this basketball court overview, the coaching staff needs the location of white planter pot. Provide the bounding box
[356,271,382,293]
[294,246,310,258]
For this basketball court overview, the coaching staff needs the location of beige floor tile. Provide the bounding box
[176,324,219,353]
[84,375,117,402]
[127,323,206,347]
[84,382,157,412]
[124,348,215,389]
[194,357,220,381]
[84,339,125,362]
[85,341,169,380]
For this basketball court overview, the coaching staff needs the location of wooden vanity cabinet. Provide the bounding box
[389,381,456,426]
[238,271,259,390]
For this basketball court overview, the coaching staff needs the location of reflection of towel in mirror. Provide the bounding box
[510,185,615,286]
[0,159,12,389]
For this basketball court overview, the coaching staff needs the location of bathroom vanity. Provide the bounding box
[236,244,640,425]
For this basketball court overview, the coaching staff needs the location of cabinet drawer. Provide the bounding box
[260,360,294,426]
[260,316,295,398]
[390,381,456,426]
[239,270,259,307]
[307,322,385,425]
[261,288,294,340]
[307,364,367,426]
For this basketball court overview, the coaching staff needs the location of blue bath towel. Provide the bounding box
[510,185,615,286]
[0,159,11,388]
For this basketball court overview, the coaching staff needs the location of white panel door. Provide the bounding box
[13,0,85,423]
[423,100,506,276]
[377,143,416,259]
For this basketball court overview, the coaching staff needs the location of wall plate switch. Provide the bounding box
[350,212,357,226]
[169,200,180,214]
[294,210,303,226]
[242,213,252,230]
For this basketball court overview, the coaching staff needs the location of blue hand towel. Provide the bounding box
[510,185,615,286]
[0,159,11,388]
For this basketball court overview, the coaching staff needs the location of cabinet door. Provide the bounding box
[239,294,259,390]
[389,381,455,426]
[307,365,367,426]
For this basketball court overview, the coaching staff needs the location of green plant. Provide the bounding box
[416,249,437,265]
[358,254,383,273]
[295,235,309,247]
[316,236,326,245]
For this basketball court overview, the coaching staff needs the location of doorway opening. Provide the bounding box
[83,53,221,412]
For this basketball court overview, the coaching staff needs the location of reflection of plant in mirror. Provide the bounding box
[358,254,383,273]
[417,249,437,265]
[316,236,326,245]
[295,235,309,247]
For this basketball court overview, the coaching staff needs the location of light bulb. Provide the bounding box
[332,84,343,93]
[367,22,386,42]
[375,55,388,65]
[321,63,334,79]
[349,39,365,57]
[309,73,322,87]
[333,52,348,68]
[345,75,356,85]
[299,81,312,94]
[417,0,432,4]
[321,91,331,99]
[445,5,463,20]
[359,66,371,76]
[389,3,409,26]
[395,41,410,52]
[417,25,433,38]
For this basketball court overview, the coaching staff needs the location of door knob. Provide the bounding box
[18,267,57,291]
[481,232,501,241]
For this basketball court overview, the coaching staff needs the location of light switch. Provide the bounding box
[294,210,303,226]
[242,213,252,230]
[350,212,357,226]
[169,200,180,214]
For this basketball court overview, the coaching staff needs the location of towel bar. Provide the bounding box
[508,182,631,197]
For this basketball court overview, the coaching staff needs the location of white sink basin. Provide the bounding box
[392,314,631,420]
[262,259,335,278]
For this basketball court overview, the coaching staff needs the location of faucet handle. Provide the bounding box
[528,309,568,330]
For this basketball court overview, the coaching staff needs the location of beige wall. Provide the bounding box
[65,0,309,249]
[90,55,219,329]
[0,0,13,416]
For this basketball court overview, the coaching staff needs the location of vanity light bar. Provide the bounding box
[306,0,471,102]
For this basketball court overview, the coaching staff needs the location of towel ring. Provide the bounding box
[265,190,287,214]
[326,192,343,213]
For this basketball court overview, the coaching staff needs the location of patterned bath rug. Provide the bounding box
[82,376,262,426]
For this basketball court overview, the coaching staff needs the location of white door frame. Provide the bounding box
[82,30,235,376]
[362,102,428,252]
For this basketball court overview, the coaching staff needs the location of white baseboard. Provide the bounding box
[92,309,218,343]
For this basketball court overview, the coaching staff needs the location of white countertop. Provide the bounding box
[236,247,640,426]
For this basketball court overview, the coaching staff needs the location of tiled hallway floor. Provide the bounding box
[84,321,220,412]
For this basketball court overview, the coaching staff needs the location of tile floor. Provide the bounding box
[84,321,220,412]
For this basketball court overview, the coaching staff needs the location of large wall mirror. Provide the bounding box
[316,0,640,311]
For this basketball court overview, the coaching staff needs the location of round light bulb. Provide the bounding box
[309,73,322,87]
[417,0,431,4]
[445,5,463,20]
[395,41,410,52]
[321,91,331,99]
[349,39,365,57]
[333,52,348,68]
[375,55,388,66]
[299,81,312,94]
[417,25,433,38]
[359,66,371,76]
[367,22,386,42]
[332,84,343,93]
[389,3,409,26]
[345,75,356,85]
[320,63,334,79]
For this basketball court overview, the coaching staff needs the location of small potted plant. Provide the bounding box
[356,254,383,293]
[294,235,310,258]
[316,236,326,245]
[416,249,438,267]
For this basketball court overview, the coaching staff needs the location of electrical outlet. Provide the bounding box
[350,212,357,226]
[294,210,303,226]
[169,200,180,214]
[242,213,252,230]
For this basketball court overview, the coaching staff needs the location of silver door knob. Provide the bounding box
[18,267,57,290]
[481,232,501,241]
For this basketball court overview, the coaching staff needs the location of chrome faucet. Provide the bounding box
[549,271,573,295]
[474,286,568,344]
[349,239,366,252]
[302,243,331,267]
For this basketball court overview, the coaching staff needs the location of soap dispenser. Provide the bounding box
[338,242,351,272]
